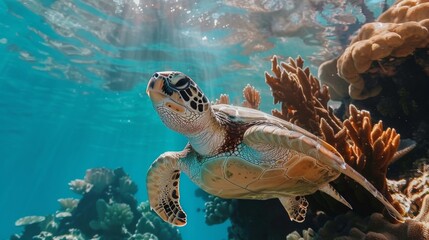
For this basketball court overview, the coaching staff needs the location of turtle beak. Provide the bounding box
[146,72,186,113]
[147,72,169,103]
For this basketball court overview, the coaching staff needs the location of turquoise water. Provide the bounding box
[0,0,391,239]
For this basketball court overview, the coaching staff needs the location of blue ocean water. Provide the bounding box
[0,0,392,239]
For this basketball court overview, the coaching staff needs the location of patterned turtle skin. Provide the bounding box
[146,71,404,226]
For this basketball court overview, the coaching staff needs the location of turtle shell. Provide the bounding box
[212,104,345,166]
[212,104,324,143]
[185,104,344,199]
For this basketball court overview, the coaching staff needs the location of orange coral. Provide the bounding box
[265,55,403,216]
[265,56,339,136]
[241,84,261,110]
[215,84,261,110]
[214,94,230,105]
[343,105,400,188]
[337,0,429,99]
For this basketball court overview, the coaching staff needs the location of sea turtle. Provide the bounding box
[146,71,403,226]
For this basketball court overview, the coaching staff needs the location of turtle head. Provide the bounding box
[147,71,211,135]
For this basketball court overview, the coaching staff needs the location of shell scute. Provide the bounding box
[260,168,285,179]
[224,158,264,188]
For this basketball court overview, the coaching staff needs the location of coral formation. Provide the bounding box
[241,84,261,110]
[389,164,429,218]
[284,193,429,239]
[12,168,182,240]
[265,56,401,212]
[89,199,134,232]
[15,216,46,227]
[214,83,261,110]
[205,55,424,239]
[318,0,429,169]
[336,0,429,100]
[204,194,232,225]
[265,56,342,137]
[136,201,181,240]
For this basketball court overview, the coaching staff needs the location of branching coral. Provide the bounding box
[336,0,429,100]
[265,56,339,136]
[265,55,403,216]
[342,105,400,197]
[89,199,134,232]
[214,83,261,110]
[13,168,182,240]
[241,84,261,109]
[84,168,115,193]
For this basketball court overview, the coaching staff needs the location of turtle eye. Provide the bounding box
[171,77,190,90]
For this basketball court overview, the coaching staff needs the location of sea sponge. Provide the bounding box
[337,0,429,100]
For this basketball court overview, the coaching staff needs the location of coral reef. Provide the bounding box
[285,189,429,240]
[389,163,429,218]
[204,194,232,225]
[265,56,338,136]
[336,0,429,100]
[136,201,181,240]
[241,84,261,110]
[89,199,134,232]
[202,55,424,239]
[318,0,429,168]
[265,56,402,215]
[311,206,429,240]
[12,168,181,240]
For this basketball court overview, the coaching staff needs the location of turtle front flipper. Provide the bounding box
[146,151,187,226]
[278,196,309,222]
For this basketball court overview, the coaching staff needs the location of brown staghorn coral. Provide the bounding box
[265,56,340,137]
[336,0,429,100]
[214,84,261,110]
[342,105,400,199]
[241,84,261,109]
[265,55,403,217]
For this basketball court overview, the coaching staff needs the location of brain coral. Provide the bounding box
[336,0,429,100]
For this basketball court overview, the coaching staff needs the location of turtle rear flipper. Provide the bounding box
[279,196,309,222]
[147,152,187,226]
